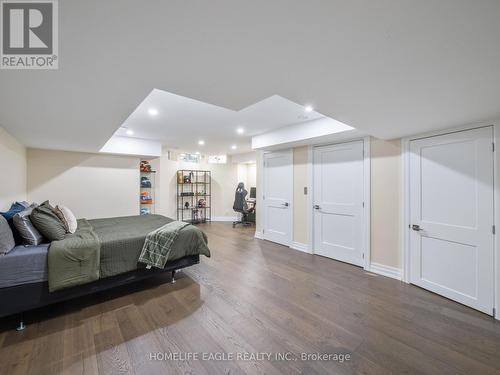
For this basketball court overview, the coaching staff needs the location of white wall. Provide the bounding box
[27,149,140,219]
[100,135,162,157]
[237,163,256,189]
[0,127,27,211]
[255,152,263,235]
[157,150,240,221]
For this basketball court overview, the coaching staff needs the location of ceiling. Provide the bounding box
[1,1,500,153]
[117,90,325,154]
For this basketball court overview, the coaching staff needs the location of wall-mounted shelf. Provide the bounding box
[176,170,211,224]
[140,161,156,215]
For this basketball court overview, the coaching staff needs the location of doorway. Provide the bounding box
[406,126,495,315]
[263,149,293,246]
[312,140,368,267]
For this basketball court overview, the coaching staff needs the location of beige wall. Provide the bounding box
[0,127,27,211]
[370,138,402,268]
[27,149,140,219]
[293,146,309,244]
[236,163,256,189]
[257,139,403,269]
[157,151,240,220]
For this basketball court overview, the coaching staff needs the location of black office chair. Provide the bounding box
[232,182,255,228]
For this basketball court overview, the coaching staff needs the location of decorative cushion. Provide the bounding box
[0,215,15,255]
[13,204,45,246]
[1,202,27,245]
[30,201,67,241]
[54,205,77,234]
[17,201,30,208]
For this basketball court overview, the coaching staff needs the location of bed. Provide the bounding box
[0,215,210,321]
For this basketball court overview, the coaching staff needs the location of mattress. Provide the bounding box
[0,215,210,290]
[0,244,50,288]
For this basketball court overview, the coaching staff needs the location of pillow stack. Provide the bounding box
[13,203,44,245]
[0,216,15,255]
[0,201,79,249]
[0,201,29,245]
[53,205,78,234]
[30,201,67,241]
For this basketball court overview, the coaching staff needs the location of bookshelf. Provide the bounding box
[140,161,156,215]
[176,170,211,224]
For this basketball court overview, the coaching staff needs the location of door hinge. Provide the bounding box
[493,142,495,152]
[362,253,365,259]
[493,225,496,235]
[362,201,365,208]
[493,307,496,316]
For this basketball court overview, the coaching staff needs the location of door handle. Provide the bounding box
[411,224,423,231]
[282,202,289,207]
[313,205,320,210]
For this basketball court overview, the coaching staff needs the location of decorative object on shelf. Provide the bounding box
[140,160,156,214]
[141,191,153,204]
[141,176,152,188]
[177,169,211,224]
[140,160,152,172]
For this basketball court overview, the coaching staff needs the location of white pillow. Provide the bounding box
[55,206,77,234]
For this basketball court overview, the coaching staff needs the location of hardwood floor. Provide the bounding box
[1,222,500,374]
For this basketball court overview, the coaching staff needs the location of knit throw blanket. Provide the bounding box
[138,220,190,269]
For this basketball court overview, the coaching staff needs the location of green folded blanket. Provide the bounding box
[138,221,190,268]
[48,219,100,292]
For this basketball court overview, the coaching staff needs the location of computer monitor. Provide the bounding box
[250,187,256,199]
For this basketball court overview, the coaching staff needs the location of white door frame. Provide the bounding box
[402,122,499,319]
[308,137,371,270]
[262,148,293,246]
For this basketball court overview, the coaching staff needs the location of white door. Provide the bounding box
[409,127,494,315]
[313,141,365,266]
[263,150,293,246]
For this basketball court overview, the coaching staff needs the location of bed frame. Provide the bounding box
[0,255,200,329]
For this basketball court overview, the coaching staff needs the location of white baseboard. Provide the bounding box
[369,262,403,281]
[254,230,263,239]
[211,216,239,222]
[290,241,311,254]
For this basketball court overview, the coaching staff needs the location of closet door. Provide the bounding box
[263,150,293,246]
[409,126,494,315]
[313,141,364,266]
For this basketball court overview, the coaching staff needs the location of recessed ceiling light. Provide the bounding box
[148,108,158,116]
[236,127,245,134]
[304,105,314,113]
[195,151,200,155]
[198,140,205,146]
[231,145,237,150]
[126,129,134,136]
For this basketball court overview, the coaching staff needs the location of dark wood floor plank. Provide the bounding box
[1,222,500,375]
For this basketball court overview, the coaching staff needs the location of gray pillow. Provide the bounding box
[30,201,66,241]
[0,215,15,255]
[13,204,45,246]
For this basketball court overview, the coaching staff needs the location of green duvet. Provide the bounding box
[48,215,210,292]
